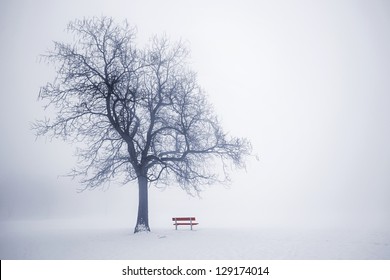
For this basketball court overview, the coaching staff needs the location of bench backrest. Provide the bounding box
[172,217,196,221]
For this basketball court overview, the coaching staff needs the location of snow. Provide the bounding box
[1,219,389,260]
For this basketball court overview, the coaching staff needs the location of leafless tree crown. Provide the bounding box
[34,16,251,194]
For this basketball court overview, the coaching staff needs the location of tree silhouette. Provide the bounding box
[34,17,251,233]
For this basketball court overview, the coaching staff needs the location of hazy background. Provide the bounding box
[1,0,389,231]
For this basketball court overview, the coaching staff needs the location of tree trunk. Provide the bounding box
[134,175,150,233]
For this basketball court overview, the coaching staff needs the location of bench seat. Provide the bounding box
[173,222,199,226]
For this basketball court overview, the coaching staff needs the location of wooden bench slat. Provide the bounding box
[172,217,196,221]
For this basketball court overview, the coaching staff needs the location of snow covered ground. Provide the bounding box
[0,219,389,260]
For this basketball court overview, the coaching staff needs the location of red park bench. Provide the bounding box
[172,217,198,230]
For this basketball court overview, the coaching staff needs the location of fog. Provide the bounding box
[1,0,389,231]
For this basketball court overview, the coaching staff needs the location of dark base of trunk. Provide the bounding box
[134,175,150,234]
[134,223,151,233]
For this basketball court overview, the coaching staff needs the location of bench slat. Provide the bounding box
[173,223,199,226]
[172,217,196,221]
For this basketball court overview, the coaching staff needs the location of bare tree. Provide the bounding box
[34,16,251,233]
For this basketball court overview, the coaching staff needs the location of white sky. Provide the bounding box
[1,0,390,230]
